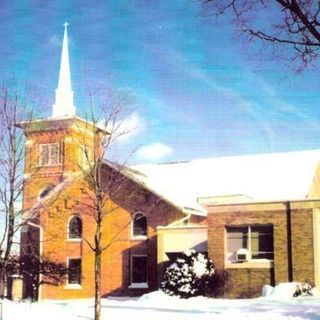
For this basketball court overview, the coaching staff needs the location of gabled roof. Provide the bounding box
[24,150,320,220]
[130,150,320,215]
[101,160,205,216]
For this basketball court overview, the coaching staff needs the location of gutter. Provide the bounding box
[285,201,293,282]
[168,204,208,226]
[206,197,320,208]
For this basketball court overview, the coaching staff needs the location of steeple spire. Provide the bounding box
[52,22,76,118]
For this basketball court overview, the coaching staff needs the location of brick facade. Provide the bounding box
[19,117,320,300]
[35,174,183,299]
[207,201,318,298]
[20,117,185,300]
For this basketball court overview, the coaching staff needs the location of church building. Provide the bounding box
[18,23,206,300]
[19,24,320,300]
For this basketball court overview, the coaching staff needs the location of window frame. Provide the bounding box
[225,225,274,269]
[129,255,148,289]
[131,212,148,240]
[39,142,61,167]
[67,215,83,242]
[66,257,82,289]
[38,184,55,199]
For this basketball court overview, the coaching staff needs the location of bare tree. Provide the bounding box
[200,0,320,69]
[75,84,153,320]
[80,86,132,320]
[0,81,35,297]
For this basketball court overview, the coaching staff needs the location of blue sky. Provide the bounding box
[1,0,320,164]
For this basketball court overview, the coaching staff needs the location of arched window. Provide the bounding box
[132,212,147,238]
[38,184,55,199]
[68,216,82,239]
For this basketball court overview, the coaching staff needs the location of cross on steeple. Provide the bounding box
[52,22,76,118]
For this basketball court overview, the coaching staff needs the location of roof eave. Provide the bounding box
[101,160,207,217]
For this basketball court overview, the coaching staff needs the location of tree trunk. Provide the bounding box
[0,270,6,298]
[94,248,101,320]
[94,200,102,320]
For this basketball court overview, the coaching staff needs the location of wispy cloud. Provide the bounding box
[142,44,320,155]
[156,46,304,120]
[48,34,60,47]
[113,112,147,143]
[137,142,173,161]
[171,48,320,139]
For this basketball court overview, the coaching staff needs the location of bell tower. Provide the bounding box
[18,23,105,214]
[19,23,106,300]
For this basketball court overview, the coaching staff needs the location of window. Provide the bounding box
[130,255,147,287]
[68,216,82,239]
[226,225,274,263]
[68,258,82,285]
[39,143,60,166]
[132,212,147,238]
[38,184,55,199]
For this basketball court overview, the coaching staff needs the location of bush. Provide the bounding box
[161,249,231,298]
[293,282,313,297]
[204,269,232,298]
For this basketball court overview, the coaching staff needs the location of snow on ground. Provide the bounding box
[2,284,320,320]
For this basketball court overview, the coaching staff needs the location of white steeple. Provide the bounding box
[52,22,76,118]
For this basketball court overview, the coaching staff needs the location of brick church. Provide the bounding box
[19,24,320,300]
[18,23,205,300]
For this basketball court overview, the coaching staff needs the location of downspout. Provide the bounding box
[169,211,192,226]
[26,222,43,258]
[285,201,293,282]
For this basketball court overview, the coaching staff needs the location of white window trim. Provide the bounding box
[129,255,148,288]
[66,238,82,243]
[128,283,149,289]
[65,257,82,288]
[131,212,148,240]
[39,142,61,167]
[225,225,274,268]
[225,260,274,269]
[64,283,83,290]
[67,215,82,242]
[132,235,147,241]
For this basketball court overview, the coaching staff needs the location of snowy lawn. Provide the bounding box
[2,284,320,320]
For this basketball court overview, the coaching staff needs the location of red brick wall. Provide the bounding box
[36,165,184,299]
[227,268,274,298]
[21,120,185,300]
[207,204,315,298]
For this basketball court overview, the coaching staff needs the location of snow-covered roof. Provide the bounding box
[130,150,320,216]
[23,150,320,221]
